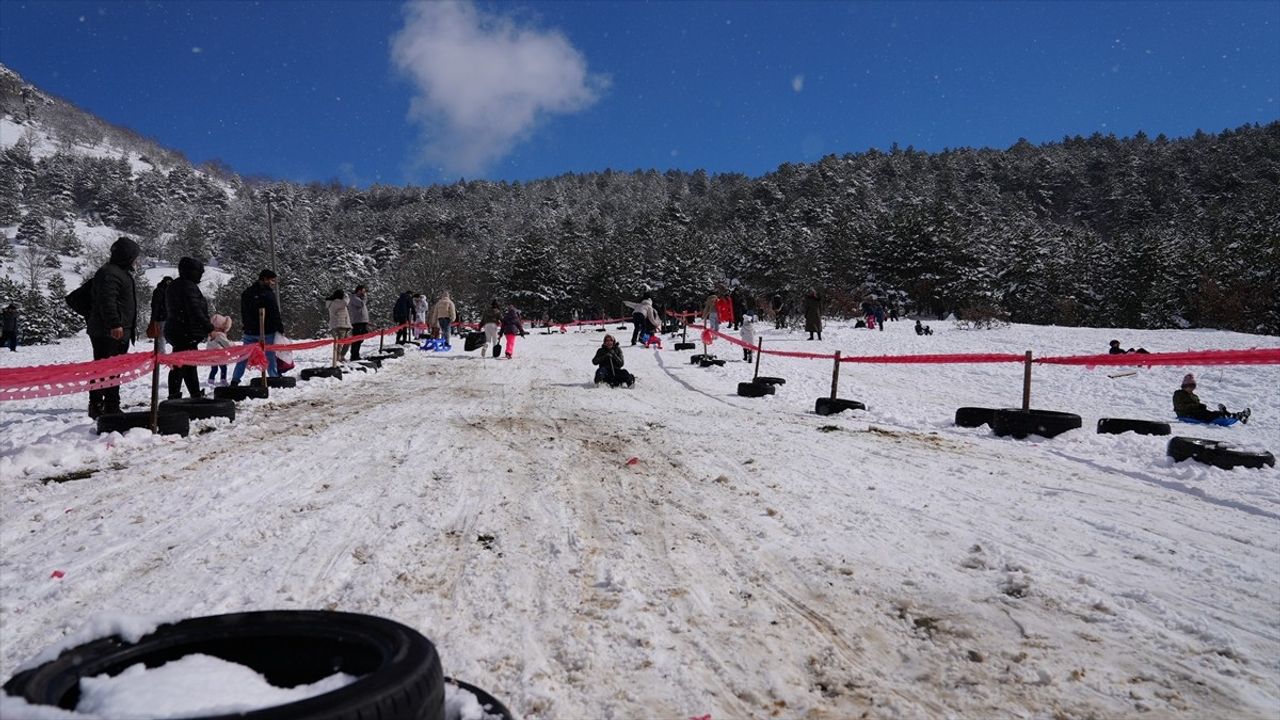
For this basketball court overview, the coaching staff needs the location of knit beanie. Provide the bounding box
[1181,373,1196,387]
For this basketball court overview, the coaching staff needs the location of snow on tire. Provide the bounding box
[954,407,996,428]
[737,381,776,398]
[755,376,786,386]
[160,397,236,422]
[1167,436,1275,470]
[991,409,1082,440]
[2,610,446,720]
[95,409,190,437]
[814,397,866,416]
[1096,418,1170,436]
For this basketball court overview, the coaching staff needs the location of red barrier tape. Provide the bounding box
[1035,348,1280,368]
[0,352,154,401]
[3,324,1277,402]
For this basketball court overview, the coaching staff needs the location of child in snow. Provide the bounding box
[592,334,634,387]
[740,315,756,362]
[206,314,233,386]
[1173,373,1250,424]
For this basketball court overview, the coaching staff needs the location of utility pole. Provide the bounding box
[266,196,281,310]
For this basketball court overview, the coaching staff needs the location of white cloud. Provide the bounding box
[391,0,607,177]
[791,74,804,92]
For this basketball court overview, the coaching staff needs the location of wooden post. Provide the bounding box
[149,334,162,432]
[378,327,385,353]
[1022,350,1033,411]
[753,338,763,381]
[259,308,267,383]
[830,351,841,400]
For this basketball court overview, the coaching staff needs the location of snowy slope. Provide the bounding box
[1,320,1277,719]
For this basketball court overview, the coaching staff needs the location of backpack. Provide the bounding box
[66,278,93,318]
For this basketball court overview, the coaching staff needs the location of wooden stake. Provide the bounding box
[148,334,161,433]
[259,308,267,383]
[1022,350,1033,411]
[830,351,841,400]
[753,338,763,381]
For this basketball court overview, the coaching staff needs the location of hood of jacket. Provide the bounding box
[178,256,205,283]
[109,237,141,268]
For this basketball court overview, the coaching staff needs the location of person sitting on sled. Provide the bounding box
[592,334,635,387]
[1109,339,1149,355]
[1173,373,1250,424]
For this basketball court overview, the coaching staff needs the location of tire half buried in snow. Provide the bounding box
[2,610,445,720]
[991,408,1082,439]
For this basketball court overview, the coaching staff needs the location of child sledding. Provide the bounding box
[1173,373,1250,425]
[592,334,635,388]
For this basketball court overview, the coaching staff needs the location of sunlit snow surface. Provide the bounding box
[1,320,1277,719]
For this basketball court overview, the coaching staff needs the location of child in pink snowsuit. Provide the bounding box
[500,305,524,359]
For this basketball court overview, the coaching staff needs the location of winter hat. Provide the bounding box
[1181,373,1196,387]
[258,268,278,280]
[211,314,232,333]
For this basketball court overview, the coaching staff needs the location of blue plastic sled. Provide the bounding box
[1176,416,1239,427]
[419,339,452,352]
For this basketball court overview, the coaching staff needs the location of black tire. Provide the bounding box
[954,407,996,428]
[2,610,445,720]
[301,367,343,381]
[1167,436,1276,470]
[96,409,190,437]
[366,354,396,363]
[690,354,708,364]
[674,342,696,351]
[737,381,776,398]
[160,397,236,422]
[755,376,786,386]
[1097,418,1171,436]
[992,408,1082,439]
[381,347,405,357]
[814,397,866,416]
[252,376,298,389]
[358,358,382,369]
[700,358,726,367]
[214,385,269,401]
[446,678,514,720]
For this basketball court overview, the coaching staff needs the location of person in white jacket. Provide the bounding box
[429,291,457,340]
[327,289,353,363]
[206,314,234,386]
[412,293,429,339]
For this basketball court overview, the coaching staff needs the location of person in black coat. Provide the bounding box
[592,334,634,387]
[164,257,214,399]
[150,276,172,348]
[1,304,18,351]
[771,293,785,329]
[230,269,283,383]
[86,237,141,418]
[392,291,413,344]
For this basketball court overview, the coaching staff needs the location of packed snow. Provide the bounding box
[1,318,1277,719]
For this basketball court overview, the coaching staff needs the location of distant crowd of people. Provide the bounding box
[22,237,1257,426]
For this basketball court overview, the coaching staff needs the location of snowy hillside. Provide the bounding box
[1,320,1277,719]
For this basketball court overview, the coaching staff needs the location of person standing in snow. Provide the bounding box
[206,314,233,386]
[500,303,524,359]
[1,303,18,351]
[740,315,757,362]
[86,237,141,418]
[637,297,661,340]
[592,334,634,387]
[412,293,429,339]
[1172,373,1250,424]
[149,275,172,351]
[703,290,723,331]
[164,256,215,399]
[804,288,823,341]
[230,269,283,384]
[630,303,646,345]
[327,289,352,363]
[392,290,413,344]
[771,292,785,330]
[874,302,886,332]
[347,284,369,361]
[479,300,502,358]
[730,286,746,330]
[430,291,457,341]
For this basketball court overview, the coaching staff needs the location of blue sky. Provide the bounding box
[1,1,1276,187]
